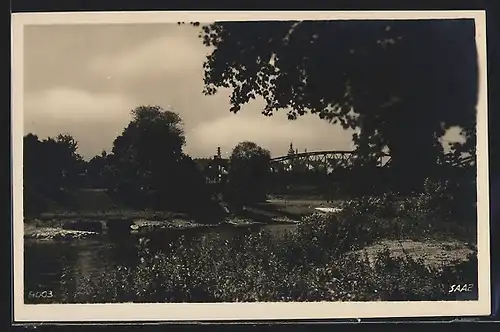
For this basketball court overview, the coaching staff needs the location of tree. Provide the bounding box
[52,134,85,189]
[86,150,110,188]
[24,134,47,215]
[192,19,478,192]
[226,141,271,207]
[108,105,213,212]
[27,133,83,191]
[109,105,186,207]
[23,133,84,214]
[173,154,222,217]
[24,133,43,187]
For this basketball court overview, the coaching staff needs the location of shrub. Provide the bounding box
[334,183,476,243]
[280,212,380,267]
[47,181,477,304]
[53,225,477,303]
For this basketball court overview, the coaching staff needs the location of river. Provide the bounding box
[24,223,297,302]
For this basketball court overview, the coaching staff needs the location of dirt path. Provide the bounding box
[356,239,475,269]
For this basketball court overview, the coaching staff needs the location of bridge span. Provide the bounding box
[270,150,391,171]
[197,146,472,185]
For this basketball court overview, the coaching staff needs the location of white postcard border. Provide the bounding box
[11,10,490,322]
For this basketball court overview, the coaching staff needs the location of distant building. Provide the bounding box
[288,142,295,156]
[201,146,229,184]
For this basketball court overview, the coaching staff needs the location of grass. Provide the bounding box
[251,198,342,219]
[26,191,338,231]
[25,179,478,304]
[33,210,189,221]
[24,187,196,232]
[35,189,477,304]
[69,188,126,211]
[357,239,474,269]
[53,229,476,303]
[26,188,190,222]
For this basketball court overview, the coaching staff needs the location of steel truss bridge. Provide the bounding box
[269,150,390,173]
[201,149,473,184]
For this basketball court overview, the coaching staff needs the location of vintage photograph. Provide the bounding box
[12,11,490,321]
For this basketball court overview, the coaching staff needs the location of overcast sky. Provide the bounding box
[23,23,462,160]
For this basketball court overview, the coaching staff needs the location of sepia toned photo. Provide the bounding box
[12,11,490,322]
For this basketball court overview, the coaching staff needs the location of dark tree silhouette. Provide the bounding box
[23,133,85,215]
[173,153,224,220]
[108,105,186,208]
[52,134,86,189]
[24,134,48,215]
[192,19,478,192]
[226,141,271,207]
[86,150,110,188]
[107,105,214,213]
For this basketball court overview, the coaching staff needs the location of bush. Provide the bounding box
[55,224,476,303]
[55,234,476,303]
[48,181,477,304]
[24,185,50,217]
[280,212,379,267]
[333,182,476,243]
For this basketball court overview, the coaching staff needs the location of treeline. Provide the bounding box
[23,105,272,219]
[269,148,475,199]
[24,104,476,222]
[24,133,87,214]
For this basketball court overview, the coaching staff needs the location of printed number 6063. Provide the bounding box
[28,290,54,299]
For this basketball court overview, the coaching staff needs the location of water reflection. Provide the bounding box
[24,223,297,302]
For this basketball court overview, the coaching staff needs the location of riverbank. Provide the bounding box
[355,238,475,269]
[23,214,289,242]
[48,225,476,303]
[24,192,478,303]
[24,225,100,241]
[23,197,336,241]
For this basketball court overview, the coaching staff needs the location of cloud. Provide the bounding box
[24,24,179,94]
[24,88,136,159]
[88,26,209,81]
[23,24,473,165]
[83,25,231,127]
[82,26,357,159]
[25,88,134,121]
[188,111,355,158]
[23,24,356,160]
